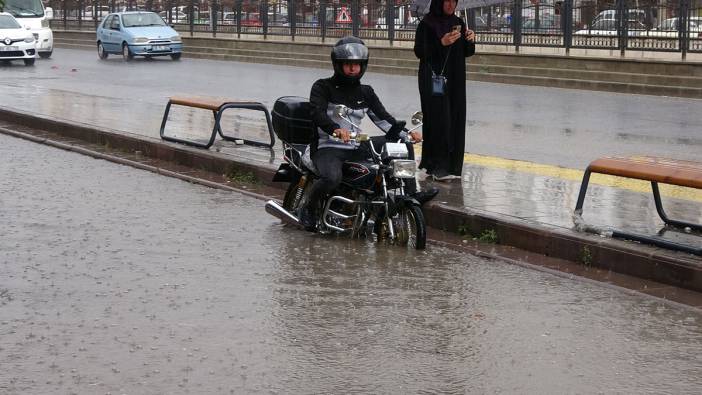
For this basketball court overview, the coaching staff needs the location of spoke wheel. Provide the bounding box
[393,205,427,250]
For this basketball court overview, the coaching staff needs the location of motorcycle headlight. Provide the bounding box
[170,35,181,42]
[41,19,50,28]
[391,160,417,179]
[24,36,35,43]
[133,37,149,44]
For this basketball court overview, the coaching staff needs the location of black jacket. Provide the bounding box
[309,75,404,151]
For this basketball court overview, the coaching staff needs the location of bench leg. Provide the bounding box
[159,101,172,140]
[160,103,216,149]
[574,168,592,215]
[611,229,702,256]
[216,103,276,148]
[651,181,702,232]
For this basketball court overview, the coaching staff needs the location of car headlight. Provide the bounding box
[133,37,149,44]
[391,160,417,179]
[41,19,50,28]
[24,36,35,43]
[170,35,181,42]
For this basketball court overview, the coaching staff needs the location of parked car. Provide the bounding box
[0,12,37,66]
[158,10,188,23]
[574,18,647,36]
[96,12,183,61]
[522,16,560,32]
[645,17,702,38]
[83,5,111,20]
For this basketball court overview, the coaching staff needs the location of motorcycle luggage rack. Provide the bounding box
[160,96,275,149]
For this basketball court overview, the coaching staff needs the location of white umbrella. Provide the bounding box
[412,0,508,17]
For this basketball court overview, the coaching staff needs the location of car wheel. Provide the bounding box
[38,51,52,59]
[97,42,108,59]
[170,52,181,61]
[122,43,133,61]
[24,58,35,66]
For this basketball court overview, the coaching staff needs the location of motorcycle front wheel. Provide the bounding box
[395,205,427,250]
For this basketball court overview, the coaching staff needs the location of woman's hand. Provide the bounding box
[465,29,476,42]
[441,30,461,46]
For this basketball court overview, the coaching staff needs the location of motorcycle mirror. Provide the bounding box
[411,111,423,125]
[334,104,348,118]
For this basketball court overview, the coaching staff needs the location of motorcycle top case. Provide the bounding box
[272,96,317,145]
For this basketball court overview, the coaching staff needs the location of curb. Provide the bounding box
[1,106,700,293]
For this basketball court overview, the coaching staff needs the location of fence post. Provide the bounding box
[386,1,394,45]
[616,0,625,56]
[680,0,689,60]
[351,0,359,38]
[211,0,217,38]
[235,0,242,38]
[262,0,269,39]
[320,0,327,42]
[189,0,194,37]
[563,0,573,55]
[513,0,521,52]
[290,0,296,41]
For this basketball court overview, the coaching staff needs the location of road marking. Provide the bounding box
[413,146,702,202]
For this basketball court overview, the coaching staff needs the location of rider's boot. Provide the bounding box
[405,179,439,206]
[412,187,439,205]
[299,205,318,232]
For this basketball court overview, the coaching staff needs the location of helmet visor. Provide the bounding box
[333,43,368,61]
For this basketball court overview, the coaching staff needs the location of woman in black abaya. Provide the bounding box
[414,0,475,180]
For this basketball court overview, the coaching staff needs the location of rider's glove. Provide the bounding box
[386,121,407,141]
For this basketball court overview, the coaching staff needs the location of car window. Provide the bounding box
[592,19,615,30]
[122,13,166,27]
[102,15,113,28]
[0,14,22,29]
[111,16,121,29]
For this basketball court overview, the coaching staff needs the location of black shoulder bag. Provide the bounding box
[431,44,451,97]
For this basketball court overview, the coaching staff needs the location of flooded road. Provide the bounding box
[1,134,701,394]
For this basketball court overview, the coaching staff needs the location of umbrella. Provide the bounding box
[411,0,509,17]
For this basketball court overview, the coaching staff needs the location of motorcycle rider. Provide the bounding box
[300,36,439,230]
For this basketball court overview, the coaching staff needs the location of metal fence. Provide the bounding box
[48,0,702,56]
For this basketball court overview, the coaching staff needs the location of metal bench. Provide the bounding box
[574,156,702,255]
[159,96,275,149]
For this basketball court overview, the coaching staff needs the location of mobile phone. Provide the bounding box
[452,25,461,32]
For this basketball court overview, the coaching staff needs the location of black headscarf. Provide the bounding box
[423,0,457,39]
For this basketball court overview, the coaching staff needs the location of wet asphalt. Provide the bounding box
[1,48,701,169]
[2,132,702,394]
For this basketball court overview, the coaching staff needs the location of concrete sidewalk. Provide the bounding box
[1,100,701,294]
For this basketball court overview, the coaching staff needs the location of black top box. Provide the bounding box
[272,96,317,145]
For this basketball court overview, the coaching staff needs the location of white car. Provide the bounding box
[0,12,37,66]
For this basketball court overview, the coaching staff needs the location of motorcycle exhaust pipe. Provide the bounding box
[265,200,301,226]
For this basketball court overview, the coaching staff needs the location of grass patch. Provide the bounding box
[226,167,259,184]
[477,229,499,244]
[580,246,593,266]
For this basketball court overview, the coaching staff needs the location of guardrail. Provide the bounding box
[48,0,702,58]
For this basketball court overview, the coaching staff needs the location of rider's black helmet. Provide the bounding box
[331,36,369,85]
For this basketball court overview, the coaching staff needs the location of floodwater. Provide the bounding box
[1,134,701,394]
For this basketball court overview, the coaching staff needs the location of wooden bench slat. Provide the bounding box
[168,96,262,111]
[589,156,702,189]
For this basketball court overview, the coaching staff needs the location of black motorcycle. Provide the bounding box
[264,96,427,250]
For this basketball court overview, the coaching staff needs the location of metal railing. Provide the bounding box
[49,0,702,57]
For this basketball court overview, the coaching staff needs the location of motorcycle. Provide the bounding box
[264,96,428,250]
